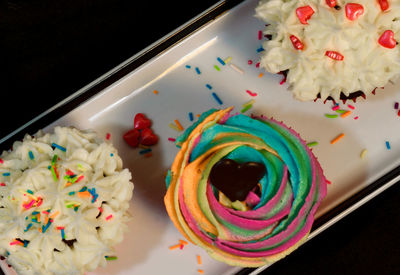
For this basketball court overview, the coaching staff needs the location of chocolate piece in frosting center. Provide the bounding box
[209,159,266,202]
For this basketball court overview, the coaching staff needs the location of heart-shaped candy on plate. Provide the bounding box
[123,129,140,147]
[134,113,152,130]
[140,128,159,146]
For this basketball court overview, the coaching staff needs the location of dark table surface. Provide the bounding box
[2,0,400,274]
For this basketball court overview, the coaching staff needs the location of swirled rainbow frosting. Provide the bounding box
[164,107,327,267]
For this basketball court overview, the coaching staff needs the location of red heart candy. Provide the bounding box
[379,0,389,11]
[345,3,364,21]
[378,30,396,49]
[296,6,314,25]
[134,113,152,130]
[123,129,140,147]
[326,0,336,8]
[140,128,159,146]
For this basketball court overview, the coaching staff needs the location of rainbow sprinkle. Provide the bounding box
[77,191,91,198]
[395,102,399,109]
[169,123,181,132]
[340,110,352,118]
[325,114,338,118]
[256,46,264,52]
[306,141,319,147]
[330,133,345,144]
[28,151,34,160]
[139,148,152,155]
[24,223,33,232]
[106,133,111,140]
[185,65,191,69]
[360,149,368,159]
[105,214,113,221]
[61,228,65,240]
[169,244,181,250]
[217,57,225,66]
[243,99,255,107]
[23,200,35,210]
[189,112,194,121]
[75,175,84,183]
[224,57,232,63]
[195,67,201,74]
[335,109,347,114]
[211,92,223,105]
[214,65,221,71]
[246,90,257,97]
[52,143,66,152]
[229,63,244,74]
[179,239,188,245]
[168,137,176,142]
[41,218,52,233]
[105,256,118,261]
[88,188,98,203]
[174,119,184,131]
[66,169,74,176]
[9,240,23,246]
[386,141,391,150]
[197,254,202,265]
[51,154,58,164]
[205,84,212,90]
[332,105,340,111]
[241,104,253,113]
[2,172,10,177]
[50,166,58,181]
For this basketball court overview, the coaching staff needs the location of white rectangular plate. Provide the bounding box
[2,0,400,274]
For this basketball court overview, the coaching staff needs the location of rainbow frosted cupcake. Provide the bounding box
[164,107,327,267]
[0,127,133,274]
[255,0,400,102]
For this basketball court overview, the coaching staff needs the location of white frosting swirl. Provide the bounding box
[0,127,134,275]
[256,0,400,101]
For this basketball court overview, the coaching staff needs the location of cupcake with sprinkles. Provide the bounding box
[0,127,133,275]
[164,107,327,267]
[255,0,400,102]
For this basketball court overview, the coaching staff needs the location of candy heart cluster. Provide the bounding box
[256,0,400,102]
[123,113,158,147]
[294,2,396,58]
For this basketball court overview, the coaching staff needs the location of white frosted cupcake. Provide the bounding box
[255,0,400,102]
[0,127,134,274]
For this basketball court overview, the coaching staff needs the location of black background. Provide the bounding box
[2,0,400,274]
